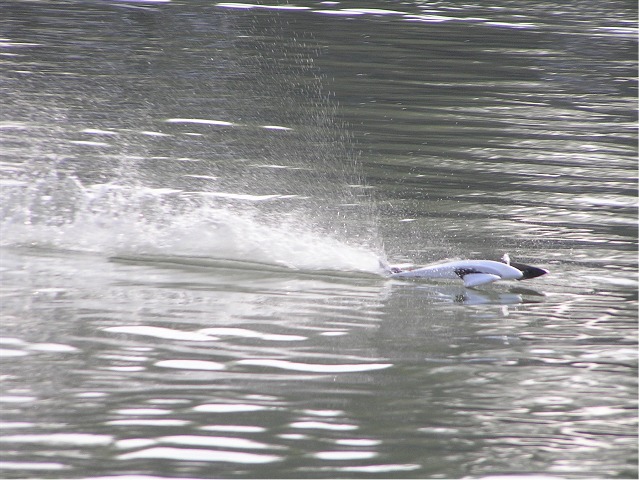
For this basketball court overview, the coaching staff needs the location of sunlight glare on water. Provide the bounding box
[0,0,636,479]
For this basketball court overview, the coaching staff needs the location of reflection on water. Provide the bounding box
[1,0,637,478]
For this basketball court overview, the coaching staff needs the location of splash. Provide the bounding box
[0,12,386,275]
[0,171,385,275]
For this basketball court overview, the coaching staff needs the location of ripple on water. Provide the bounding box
[236,358,393,373]
[117,447,282,464]
[192,403,268,413]
[104,326,218,342]
[154,359,226,370]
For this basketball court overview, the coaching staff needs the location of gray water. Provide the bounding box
[0,0,637,478]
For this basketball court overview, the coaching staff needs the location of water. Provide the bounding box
[1,0,637,478]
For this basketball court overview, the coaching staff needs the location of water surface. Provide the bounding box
[0,0,637,478]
